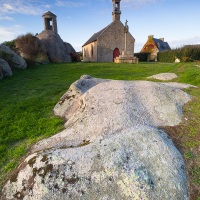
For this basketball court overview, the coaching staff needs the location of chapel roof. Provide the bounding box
[153,38,171,52]
[82,23,111,47]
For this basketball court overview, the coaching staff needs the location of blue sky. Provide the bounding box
[0,0,200,52]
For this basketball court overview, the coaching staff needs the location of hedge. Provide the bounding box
[158,46,200,63]
[134,52,150,62]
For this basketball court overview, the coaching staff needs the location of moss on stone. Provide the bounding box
[41,154,48,163]
[28,156,37,167]
[78,140,90,147]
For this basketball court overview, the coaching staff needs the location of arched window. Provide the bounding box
[83,49,86,58]
[91,45,93,57]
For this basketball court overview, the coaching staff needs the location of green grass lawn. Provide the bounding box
[0,62,200,198]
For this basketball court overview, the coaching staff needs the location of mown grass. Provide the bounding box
[0,62,200,199]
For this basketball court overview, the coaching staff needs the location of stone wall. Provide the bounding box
[83,21,135,62]
[97,21,134,62]
[83,41,97,62]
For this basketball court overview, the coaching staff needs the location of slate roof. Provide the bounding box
[153,38,171,52]
[82,23,112,47]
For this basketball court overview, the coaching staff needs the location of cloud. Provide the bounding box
[0,16,14,21]
[169,36,200,49]
[55,0,88,7]
[0,25,23,43]
[0,0,51,15]
[122,0,163,8]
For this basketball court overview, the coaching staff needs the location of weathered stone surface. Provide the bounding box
[0,45,27,69]
[162,82,198,89]
[2,127,188,200]
[37,30,72,63]
[32,77,192,154]
[2,75,193,200]
[0,59,12,77]
[147,73,178,81]
[53,75,109,118]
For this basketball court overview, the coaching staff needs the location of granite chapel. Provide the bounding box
[82,0,136,62]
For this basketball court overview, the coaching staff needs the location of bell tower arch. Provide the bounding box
[112,0,121,21]
[42,11,58,33]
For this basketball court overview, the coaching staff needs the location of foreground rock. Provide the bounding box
[0,59,12,79]
[37,30,72,63]
[0,45,27,69]
[2,76,193,200]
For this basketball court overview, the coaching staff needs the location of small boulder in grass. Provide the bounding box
[0,44,27,69]
[147,73,178,81]
[0,59,12,78]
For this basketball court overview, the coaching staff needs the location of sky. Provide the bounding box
[0,0,200,52]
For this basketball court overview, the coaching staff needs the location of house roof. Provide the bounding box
[153,38,171,52]
[82,23,112,47]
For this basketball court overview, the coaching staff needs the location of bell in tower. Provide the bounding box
[112,0,121,21]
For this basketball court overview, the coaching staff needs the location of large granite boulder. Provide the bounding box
[64,42,76,55]
[64,42,80,62]
[0,59,12,79]
[37,30,72,63]
[0,45,27,69]
[2,76,192,200]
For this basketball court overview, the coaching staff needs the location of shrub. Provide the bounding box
[70,52,81,62]
[15,33,49,66]
[134,52,150,62]
[158,46,200,63]
[1,40,18,53]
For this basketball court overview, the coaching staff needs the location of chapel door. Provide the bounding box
[113,48,120,62]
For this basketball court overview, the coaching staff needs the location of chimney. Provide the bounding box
[148,35,154,39]
[159,38,164,42]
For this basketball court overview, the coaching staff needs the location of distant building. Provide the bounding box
[140,35,171,61]
[82,0,135,62]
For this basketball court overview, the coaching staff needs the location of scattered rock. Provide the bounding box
[0,45,27,69]
[175,58,180,63]
[2,75,194,199]
[37,30,72,63]
[0,59,12,78]
[147,73,178,81]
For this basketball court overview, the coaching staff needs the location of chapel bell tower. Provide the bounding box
[112,0,121,21]
[42,11,58,33]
